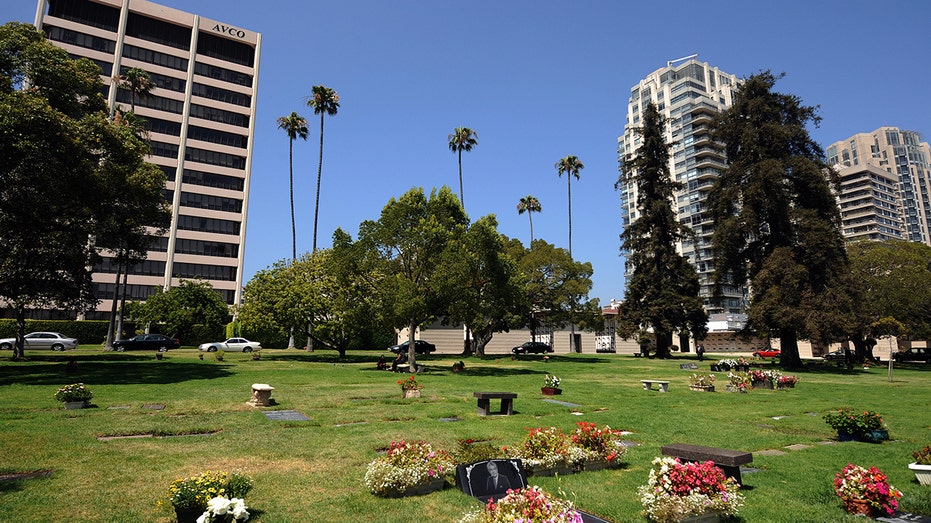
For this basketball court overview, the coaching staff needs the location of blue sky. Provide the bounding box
[4,1,930,304]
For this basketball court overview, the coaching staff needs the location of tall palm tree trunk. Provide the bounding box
[458,150,464,208]
[289,139,296,260]
[567,176,573,257]
[528,212,534,243]
[313,113,324,252]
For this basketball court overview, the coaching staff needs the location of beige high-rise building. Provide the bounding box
[617,57,744,314]
[827,127,931,246]
[34,0,261,319]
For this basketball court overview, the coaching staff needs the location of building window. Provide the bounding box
[174,238,239,258]
[144,117,182,137]
[172,261,237,281]
[150,141,179,159]
[185,147,246,170]
[187,125,249,149]
[189,103,250,128]
[196,31,255,67]
[182,169,244,191]
[120,67,186,93]
[125,12,191,50]
[177,214,241,235]
[47,0,120,32]
[45,25,115,54]
[194,62,252,87]
[115,89,184,114]
[122,43,188,71]
[179,191,243,213]
[74,54,112,76]
[191,82,251,107]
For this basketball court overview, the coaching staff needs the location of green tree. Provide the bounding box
[708,72,852,369]
[127,279,229,342]
[516,195,542,244]
[307,85,339,252]
[618,103,707,358]
[0,23,164,359]
[439,216,525,356]
[276,111,309,260]
[555,155,584,257]
[847,240,931,361]
[114,66,153,112]
[358,187,469,369]
[448,126,478,209]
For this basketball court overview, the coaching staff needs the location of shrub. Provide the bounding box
[53,383,93,402]
[162,471,253,512]
[824,408,885,438]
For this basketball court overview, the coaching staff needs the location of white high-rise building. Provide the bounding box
[827,127,931,246]
[617,57,744,314]
[35,0,261,319]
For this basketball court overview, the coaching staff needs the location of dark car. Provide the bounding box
[823,349,848,362]
[113,334,180,352]
[511,341,553,354]
[893,347,930,363]
[388,340,436,355]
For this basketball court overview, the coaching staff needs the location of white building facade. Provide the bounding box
[35,0,261,318]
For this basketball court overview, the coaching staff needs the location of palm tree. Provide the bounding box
[115,67,153,112]
[307,85,340,252]
[448,127,478,209]
[277,112,309,261]
[516,195,542,244]
[555,155,584,257]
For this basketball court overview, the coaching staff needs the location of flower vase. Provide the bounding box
[541,387,562,395]
[776,382,795,389]
[725,384,747,393]
[402,388,421,399]
[908,462,931,485]
[863,429,889,443]
[689,385,714,392]
[678,511,721,523]
[388,476,445,497]
[837,431,857,442]
[709,365,720,372]
[843,498,879,517]
[63,400,87,409]
[751,380,773,390]
[175,507,204,523]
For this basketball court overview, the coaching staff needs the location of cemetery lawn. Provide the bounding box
[0,349,929,522]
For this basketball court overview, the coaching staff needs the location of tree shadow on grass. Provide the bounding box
[0,360,234,386]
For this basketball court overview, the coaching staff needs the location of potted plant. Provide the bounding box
[909,445,931,485]
[398,375,424,398]
[458,485,582,523]
[824,408,888,442]
[161,471,253,523]
[197,496,250,522]
[569,421,627,471]
[833,463,902,516]
[541,374,562,395]
[363,440,453,497]
[725,372,750,393]
[776,375,798,389]
[54,383,93,409]
[638,457,744,522]
[748,369,775,389]
[688,373,715,392]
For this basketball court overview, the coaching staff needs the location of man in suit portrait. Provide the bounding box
[485,460,512,492]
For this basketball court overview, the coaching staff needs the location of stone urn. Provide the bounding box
[541,387,562,395]
[403,388,421,399]
[908,462,931,485]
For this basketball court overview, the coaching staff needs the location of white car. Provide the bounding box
[198,338,261,352]
[0,332,78,351]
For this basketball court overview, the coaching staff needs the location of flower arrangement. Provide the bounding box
[511,427,570,470]
[197,496,250,522]
[452,360,465,372]
[398,375,424,391]
[638,457,744,523]
[688,373,715,387]
[824,408,885,439]
[363,440,453,496]
[833,463,901,516]
[777,375,798,386]
[569,421,627,464]
[53,383,93,402]
[912,445,931,465]
[162,471,253,513]
[543,374,561,389]
[458,485,583,523]
[726,372,751,392]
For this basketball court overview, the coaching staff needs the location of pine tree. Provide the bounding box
[618,102,707,358]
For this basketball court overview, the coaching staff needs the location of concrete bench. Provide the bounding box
[248,383,274,407]
[640,379,670,392]
[474,392,516,416]
[661,442,753,485]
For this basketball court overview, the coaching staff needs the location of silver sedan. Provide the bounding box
[0,332,78,351]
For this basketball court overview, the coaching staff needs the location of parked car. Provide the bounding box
[388,340,436,355]
[112,334,180,352]
[0,332,78,351]
[511,341,553,354]
[822,349,848,362]
[199,338,262,352]
[752,348,781,359]
[893,346,930,363]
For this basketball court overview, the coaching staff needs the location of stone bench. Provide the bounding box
[640,379,670,392]
[661,442,753,485]
[248,383,274,407]
[474,392,516,416]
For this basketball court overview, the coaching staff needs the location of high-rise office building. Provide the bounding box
[34,0,261,319]
[617,57,744,314]
[827,127,931,246]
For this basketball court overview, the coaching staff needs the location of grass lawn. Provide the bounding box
[0,348,929,522]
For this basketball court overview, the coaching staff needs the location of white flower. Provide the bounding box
[230,498,250,521]
[207,496,230,515]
